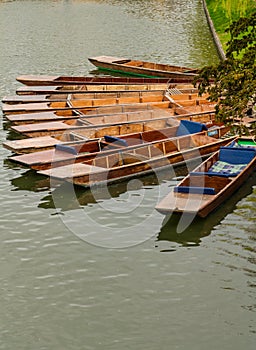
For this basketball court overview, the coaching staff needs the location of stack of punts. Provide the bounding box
[4,103,165,125]
[2,86,216,142]
[155,137,256,217]
[1,57,232,196]
[88,56,198,79]
[8,109,217,138]
[2,88,215,131]
[2,55,254,225]
[3,110,218,154]
[2,89,213,116]
[2,89,171,115]
[8,120,230,171]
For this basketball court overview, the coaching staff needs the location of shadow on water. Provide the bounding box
[6,160,187,209]
[4,156,51,192]
[156,172,256,250]
[7,155,256,248]
[10,168,51,192]
[38,170,172,211]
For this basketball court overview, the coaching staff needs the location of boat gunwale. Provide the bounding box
[39,136,235,188]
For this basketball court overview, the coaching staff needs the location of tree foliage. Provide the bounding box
[195,11,256,135]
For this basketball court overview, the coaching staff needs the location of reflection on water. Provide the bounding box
[157,172,256,249]
[10,169,51,192]
[8,158,256,250]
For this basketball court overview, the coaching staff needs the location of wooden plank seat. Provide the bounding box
[174,174,231,195]
[174,186,216,195]
[103,135,128,146]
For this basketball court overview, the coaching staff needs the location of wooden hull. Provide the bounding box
[4,93,213,124]
[4,111,220,154]
[3,88,170,104]
[2,89,211,116]
[8,126,182,170]
[10,110,216,138]
[39,136,235,188]
[16,75,184,87]
[5,103,163,125]
[9,125,229,171]
[88,56,198,79]
[5,86,199,103]
[2,90,171,115]
[16,83,196,96]
[155,138,256,217]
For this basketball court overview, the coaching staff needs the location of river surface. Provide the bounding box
[0,1,255,349]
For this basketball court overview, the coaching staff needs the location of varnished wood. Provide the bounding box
[2,90,211,116]
[16,75,191,86]
[10,110,217,138]
[9,124,229,170]
[38,135,235,188]
[16,83,196,96]
[5,112,222,154]
[88,56,198,79]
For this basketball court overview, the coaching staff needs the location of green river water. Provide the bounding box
[0,1,255,349]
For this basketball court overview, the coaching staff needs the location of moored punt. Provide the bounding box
[38,134,235,188]
[10,109,216,138]
[4,111,219,154]
[4,86,198,104]
[88,56,198,79]
[155,138,256,218]
[16,75,188,87]
[16,82,196,96]
[2,90,170,115]
[9,120,229,171]
[4,94,214,126]
[5,103,162,125]
[2,90,211,116]
[3,88,168,104]
[3,116,179,154]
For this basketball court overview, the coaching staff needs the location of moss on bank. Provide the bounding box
[205,0,256,51]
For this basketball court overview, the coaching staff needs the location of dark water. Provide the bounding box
[0,1,255,349]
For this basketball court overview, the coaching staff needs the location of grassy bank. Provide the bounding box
[205,0,256,51]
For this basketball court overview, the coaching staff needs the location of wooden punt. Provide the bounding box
[9,84,169,101]
[9,121,229,171]
[155,138,256,218]
[5,103,162,125]
[2,90,211,116]
[16,82,195,96]
[88,56,198,79]
[5,95,214,125]
[16,75,191,87]
[4,92,213,125]
[9,108,175,137]
[10,109,216,138]
[38,134,235,188]
[4,111,218,154]
[2,90,169,115]
[5,85,198,104]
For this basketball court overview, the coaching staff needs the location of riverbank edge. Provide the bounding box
[202,0,226,61]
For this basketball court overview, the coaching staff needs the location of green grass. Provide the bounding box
[205,0,256,50]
